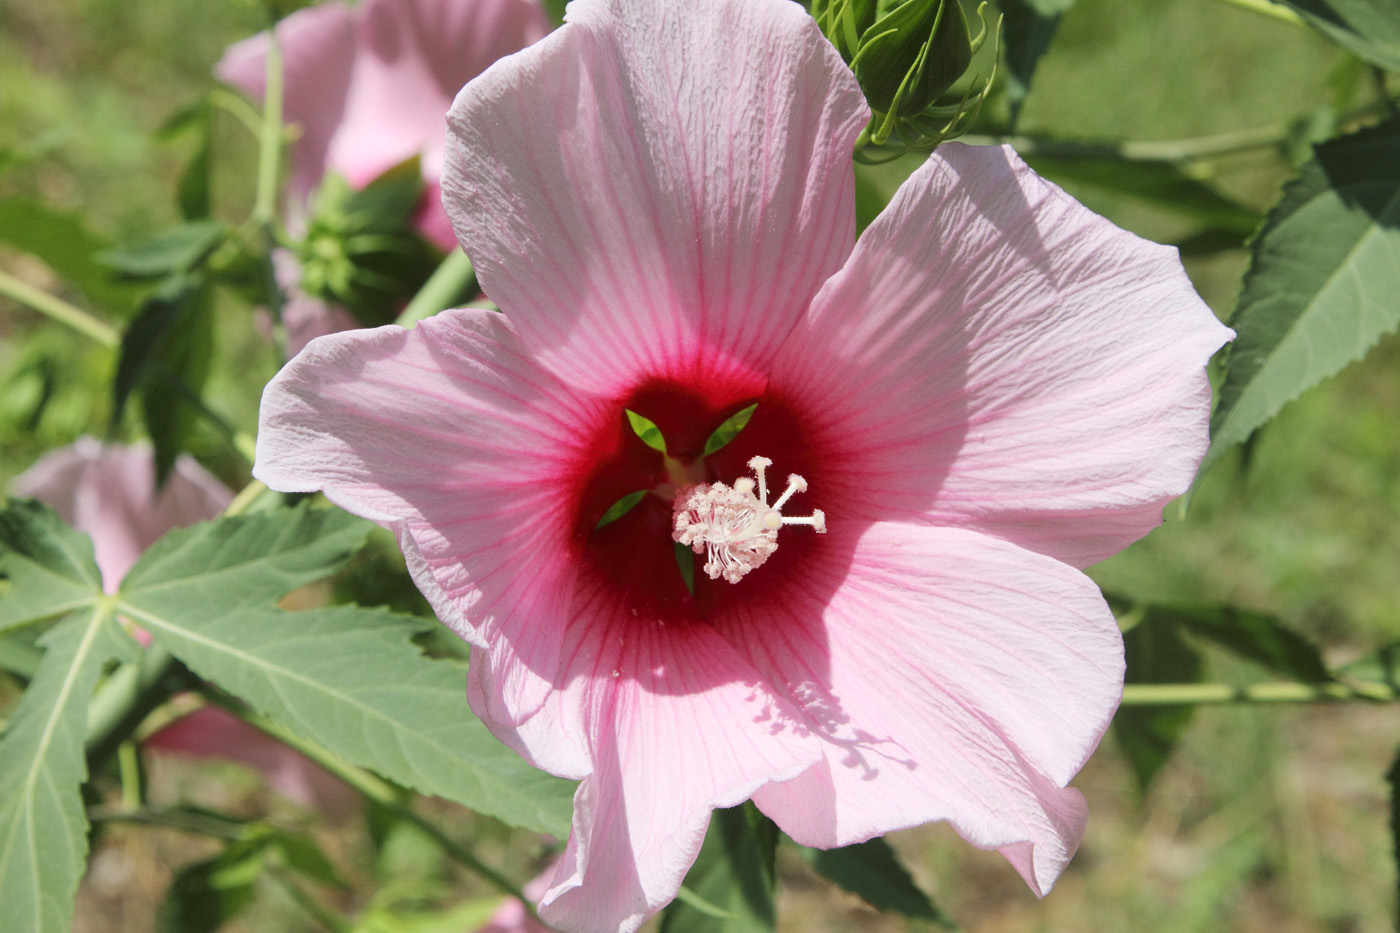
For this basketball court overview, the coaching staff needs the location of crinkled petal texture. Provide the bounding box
[767,143,1234,567]
[708,521,1121,896]
[218,0,547,246]
[443,0,869,395]
[10,437,232,589]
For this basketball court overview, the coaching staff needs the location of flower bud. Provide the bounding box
[812,0,995,153]
[293,158,438,326]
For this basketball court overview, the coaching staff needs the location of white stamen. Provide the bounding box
[747,456,772,505]
[770,474,807,511]
[673,455,827,584]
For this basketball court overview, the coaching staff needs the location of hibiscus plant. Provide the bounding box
[1,0,1398,930]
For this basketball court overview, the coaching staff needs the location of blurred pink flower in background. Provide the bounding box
[219,0,549,249]
[254,0,1232,928]
[219,0,550,355]
[11,438,352,813]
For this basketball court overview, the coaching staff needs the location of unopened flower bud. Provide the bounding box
[812,0,995,152]
[292,158,438,326]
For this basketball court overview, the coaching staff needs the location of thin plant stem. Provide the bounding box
[0,268,120,348]
[253,28,284,228]
[1209,0,1306,25]
[1121,680,1398,706]
[964,98,1397,166]
[87,804,247,841]
[208,88,266,139]
[200,689,537,914]
[395,248,478,327]
[226,478,269,516]
[961,123,1290,163]
[268,871,353,933]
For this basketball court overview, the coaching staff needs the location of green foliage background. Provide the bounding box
[2,0,1399,930]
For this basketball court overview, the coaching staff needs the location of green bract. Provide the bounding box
[294,159,439,327]
[810,0,994,153]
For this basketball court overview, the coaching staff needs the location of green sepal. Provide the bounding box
[854,0,974,116]
[295,158,439,327]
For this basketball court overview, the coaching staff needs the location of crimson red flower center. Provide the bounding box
[572,377,824,623]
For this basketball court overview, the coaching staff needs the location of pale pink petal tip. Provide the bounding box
[736,523,1122,898]
[774,141,1232,567]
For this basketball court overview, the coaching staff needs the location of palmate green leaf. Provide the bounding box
[0,606,140,933]
[803,837,955,927]
[115,504,575,837]
[661,804,777,933]
[1277,0,1400,71]
[0,498,104,633]
[1203,120,1400,477]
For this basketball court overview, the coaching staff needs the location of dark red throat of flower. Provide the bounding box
[573,377,825,624]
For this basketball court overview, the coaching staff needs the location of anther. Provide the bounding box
[771,474,807,511]
[672,455,827,584]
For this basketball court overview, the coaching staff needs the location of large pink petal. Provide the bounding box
[216,3,357,207]
[709,521,1122,896]
[527,581,820,933]
[442,0,869,396]
[255,310,603,731]
[11,438,232,590]
[768,143,1233,567]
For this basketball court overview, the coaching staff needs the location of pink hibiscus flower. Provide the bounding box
[253,0,1232,928]
[11,439,352,813]
[219,0,550,354]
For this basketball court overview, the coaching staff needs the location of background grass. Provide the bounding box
[2,0,1398,929]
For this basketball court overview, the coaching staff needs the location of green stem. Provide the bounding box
[269,870,353,933]
[208,88,266,139]
[962,122,1290,163]
[253,28,284,228]
[1209,0,1305,25]
[87,804,247,841]
[201,689,536,913]
[395,248,477,327]
[1121,680,1398,706]
[0,268,120,348]
[84,643,195,776]
[1209,0,1304,23]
